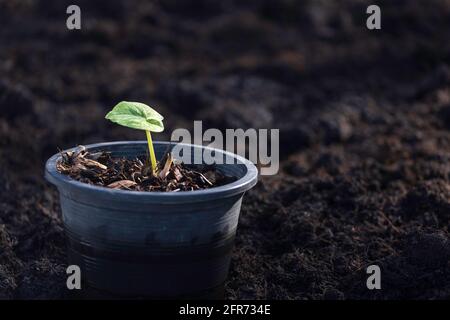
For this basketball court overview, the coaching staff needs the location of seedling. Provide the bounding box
[105,101,164,173]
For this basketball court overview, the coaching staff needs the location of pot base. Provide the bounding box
[72,283,225,300]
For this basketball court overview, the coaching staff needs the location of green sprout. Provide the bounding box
[105,101,164,173]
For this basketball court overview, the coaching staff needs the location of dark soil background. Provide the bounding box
[1,0,450,299]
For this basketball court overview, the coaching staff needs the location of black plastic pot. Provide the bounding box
[45,141,258,298]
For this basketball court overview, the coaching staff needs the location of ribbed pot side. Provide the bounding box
[45,141,258,298]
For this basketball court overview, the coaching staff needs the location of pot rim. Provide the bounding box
[45,141,258,202]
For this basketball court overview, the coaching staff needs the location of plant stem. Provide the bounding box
[145,130,157,173]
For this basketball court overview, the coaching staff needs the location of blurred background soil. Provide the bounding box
[1,0,450,299]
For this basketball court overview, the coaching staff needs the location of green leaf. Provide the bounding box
[105,101,164,132]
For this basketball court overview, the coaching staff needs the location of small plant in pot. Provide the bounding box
[45,101,258,298]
